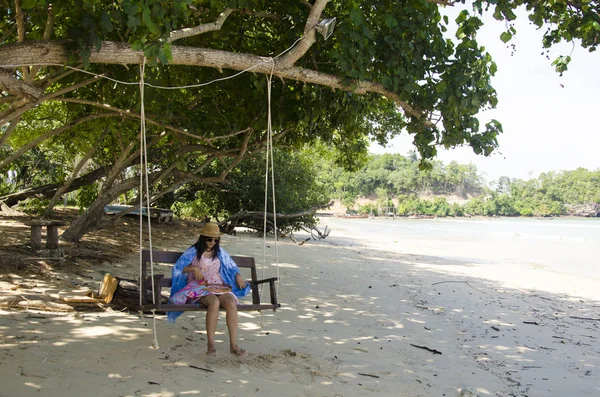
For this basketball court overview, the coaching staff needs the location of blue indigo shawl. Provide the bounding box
[167,246,250,323]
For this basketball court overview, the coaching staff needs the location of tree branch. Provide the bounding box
[0,75,100,127]
[0,69,43,100]
[177,128,286,157]
[0,117,20,146]
[0,165,112,207]
[0,113,115,170]
[55,97,207,141]
[168,8,235,43]
[174,130,252,183]
[0,95,16,105]
[276,0,329,68]
[223,201,333,222]
[110,163,179,224]
[0,40,430,123]
[204,127,253,143]
[45,135,100,216]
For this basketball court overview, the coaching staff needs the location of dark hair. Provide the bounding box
[193,234,220,260]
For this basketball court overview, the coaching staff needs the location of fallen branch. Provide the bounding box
[569,316,600,321]
[523,321,539,325]
[189,365,215,373]
[299,224,330,240]
[358,373,380,379]
[410,343,442,355]
[289,235,311,245]
[222,201,333,224]
[536,345,556,351]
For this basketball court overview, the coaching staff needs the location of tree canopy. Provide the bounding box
[1,0,598,239]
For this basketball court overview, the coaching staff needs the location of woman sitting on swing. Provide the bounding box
[167,222,250,356]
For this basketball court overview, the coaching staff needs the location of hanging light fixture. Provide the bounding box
[315,17,336,40]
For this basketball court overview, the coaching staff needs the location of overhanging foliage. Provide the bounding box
[0,0,598,239]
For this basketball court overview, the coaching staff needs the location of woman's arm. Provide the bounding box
[170,247,198,296]
[218,249,250,297]
[235,273,247,289]
[183,264,205,282]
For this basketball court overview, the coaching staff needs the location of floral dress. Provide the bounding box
[170,252,238,304]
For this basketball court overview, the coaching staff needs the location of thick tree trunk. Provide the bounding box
[60,175,144,242]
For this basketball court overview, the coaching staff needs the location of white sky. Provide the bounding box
[369,7,600,182]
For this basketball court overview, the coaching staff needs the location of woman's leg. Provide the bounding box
[218,294,245,355]
[199,295,220,354]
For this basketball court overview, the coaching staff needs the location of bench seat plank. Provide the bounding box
[139,303,279,312]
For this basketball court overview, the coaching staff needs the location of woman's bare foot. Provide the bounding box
[230,346,247,356]
[206,344,216,356]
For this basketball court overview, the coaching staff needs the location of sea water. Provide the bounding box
[316,216,600,279]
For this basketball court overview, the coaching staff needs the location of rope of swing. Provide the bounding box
[260,60,280,330]
[137,59,160,349]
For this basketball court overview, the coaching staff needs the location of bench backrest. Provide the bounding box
[141,249,256,270]
[141,249,260,304]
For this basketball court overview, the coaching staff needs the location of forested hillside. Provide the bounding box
[318,152,600,218]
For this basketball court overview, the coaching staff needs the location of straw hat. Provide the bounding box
[199,222,221,238]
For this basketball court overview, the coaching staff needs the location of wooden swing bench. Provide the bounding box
[137,249,280,313]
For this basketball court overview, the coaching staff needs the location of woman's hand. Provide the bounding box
[235,273,247,289]
[184,265,204,282]
[193,267,204,282]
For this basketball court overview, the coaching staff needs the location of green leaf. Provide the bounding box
[142,7,159,35]
[504,9,517,21]
[20,0,36,10]
[493,7,503,21]
[163,43,173,62]
[456,10,469,24]
[385,15,398,28]
[131,40,143,51]
[489,61,497,76]
[100,12,113,32]
[500,31,512,43]
[127,14,141,30]
[349,9,362,25]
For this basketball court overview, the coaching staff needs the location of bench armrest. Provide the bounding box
[248,277,279,306]
[250,277,278,286]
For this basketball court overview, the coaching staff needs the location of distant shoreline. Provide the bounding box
[317,212,600,220]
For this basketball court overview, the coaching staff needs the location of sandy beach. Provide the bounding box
[1,216,599,397]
